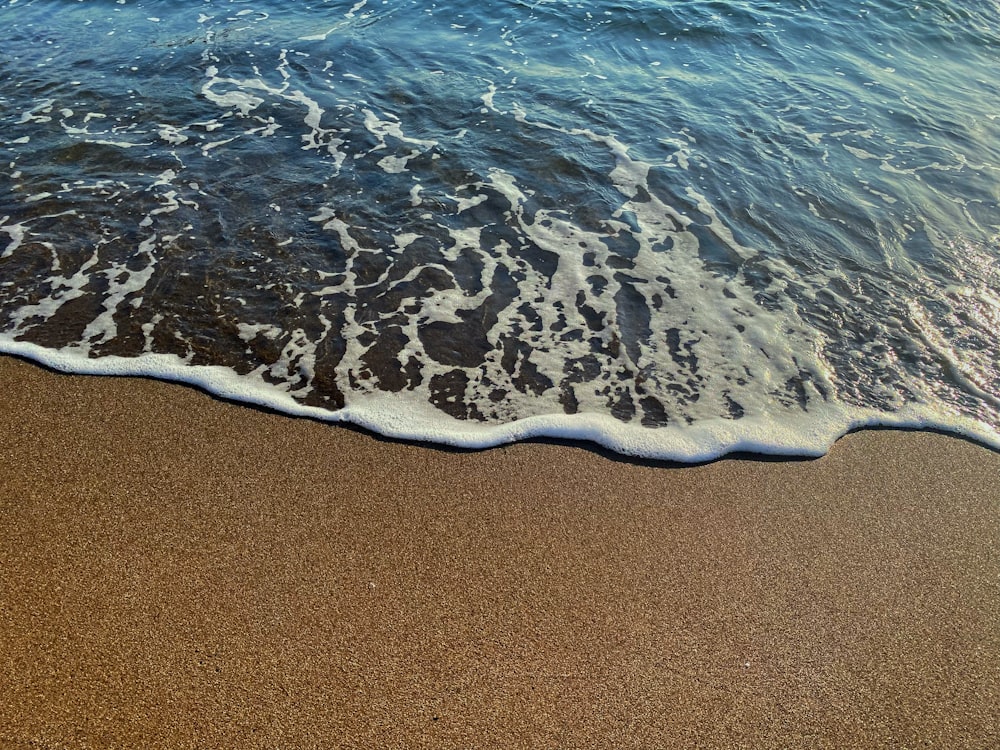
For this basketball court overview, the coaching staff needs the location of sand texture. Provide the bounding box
[1,354,998,748]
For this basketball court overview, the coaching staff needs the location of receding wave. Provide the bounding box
[1,0,997,460]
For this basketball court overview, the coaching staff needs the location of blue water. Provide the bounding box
[1,0,998,459]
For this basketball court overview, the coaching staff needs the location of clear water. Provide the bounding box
[1,0,998,460]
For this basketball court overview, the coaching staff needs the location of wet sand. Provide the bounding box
[1,353,998,748]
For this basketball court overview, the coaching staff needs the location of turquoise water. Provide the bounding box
[1,0,998,459]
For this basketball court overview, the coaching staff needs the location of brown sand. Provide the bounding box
[1,353,998,749]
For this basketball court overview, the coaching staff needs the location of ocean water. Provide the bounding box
[1,0,998,460]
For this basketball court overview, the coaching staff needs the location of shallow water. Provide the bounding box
[1,0,998,459]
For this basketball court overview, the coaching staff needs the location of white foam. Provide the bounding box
[300,22,348,42]
[72,235,159,354]
[2,337,996,461]
[158,124,189,145]
[5,245,102,333]
[0,217,27,259]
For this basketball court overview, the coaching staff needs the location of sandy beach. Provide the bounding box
[1,352,997,748]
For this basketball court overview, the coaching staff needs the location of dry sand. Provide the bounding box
[1,353,998,748]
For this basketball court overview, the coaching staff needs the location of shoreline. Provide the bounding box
[2,353,998,747]
[5,339,998,467]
